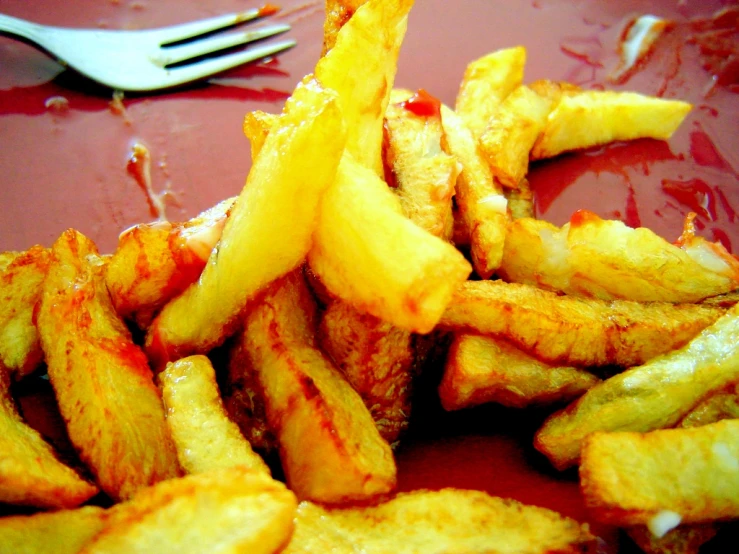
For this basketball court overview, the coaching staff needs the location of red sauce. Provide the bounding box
[399,88,442,119]
[257,3,281,18]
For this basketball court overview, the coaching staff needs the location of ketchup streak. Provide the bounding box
[399,89,442,119]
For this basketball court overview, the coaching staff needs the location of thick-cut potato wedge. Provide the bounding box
[531,90,692,159]
[454,46,527,140]
[37,229,180,501]
[145,77,345,368]
[678,382,739,428]
[309,153,471,333]
[626,523,719,554]
[441,105,508,278]
[283,489,598,553]
[106,197,235,329]
[79,467,297,554]
[322,0,368,54]
[0,365,98,509]
[439,333,600,411]
[0,245,50,379]
[385,88,457,240]
[318,299,415,445]
[235,270,396,503]
[159,355,270,476]
[0,506,108,554]
[500,211,739,303]
[439,280,723,369]
[534,303,739,470]
[580,419,739,526]
[316,0,413,175]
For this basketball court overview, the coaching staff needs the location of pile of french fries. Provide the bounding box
[1,0,738,552]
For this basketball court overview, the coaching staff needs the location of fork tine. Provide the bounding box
[162,39,296,87]
[159,23,291,67]
[156,7,278,45]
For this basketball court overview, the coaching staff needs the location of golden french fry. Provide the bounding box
[678,382,739,429]
[580,419,739,526]
[0,245,50,379]
[242,110,277,162]
[283,489,597,553]
[0,251,19,271]
[235,270,396,503]
[531,90,692,159]
[454,46,527,140]
[385,88,457,240]
[145,77,345,368]
[534,303,739,470]
[500,211,739,303]
[79,467,297,554]
[439,280,724,369]
[439,333,600,411]
[441,105,509,278]
[159,355,270,476]
[505,177,535,220]
[626,523,719,554]
[37,229,180,501]
[322,0,368,54]
[0,506,108,554]
[0,365,98,509]
[106,197,235,329]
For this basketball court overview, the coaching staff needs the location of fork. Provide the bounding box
[0,7,296,92]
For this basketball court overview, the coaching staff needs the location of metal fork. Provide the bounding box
[0,8,295,92]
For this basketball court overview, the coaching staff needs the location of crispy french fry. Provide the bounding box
[242,110,277,162]
[159,355,270,476]
[0,365,98,509]
[79,467,297,554]
[106,197,235,329]
[283,489,598,553]
[439,280,724,368]
[455,46,527,140]
[580,419,739,526]
[234,270,396,503]
[322,0,368,54]
[0,506,108,554]
[500,211,739,302]
[505,177,535,220]
[0,245,50,379]
[439,333,600,411]
[678,382,739,429]
[626,523,719,554]
[534,303,739,470]
[531,90,692,159]
[145,77,345,368]
[37,229,180,501]
[0,251,19,271]
[441,105,509,278]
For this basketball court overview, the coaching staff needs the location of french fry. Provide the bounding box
[0,251,19,271]
[455,46,527,140]
[439,280,724,368]
[678,382,739,428]
[531,90,692,159]
[159,355,270,476]
[79,467,297,554]
[439,333,600,411]
[0,506,108,554]
[145,77,345,368]
[234,270,397,503]
[534,303,739,470]
[499,211,739,303]
[322,0,368,55]
[505,177,535,220]
[105,197,235,329]
[580,419,739,526]
[242,110,277,162]
[283,489,598,553]
[37,229,180,501]
[0,245,50,379]
[441,105,509,278]
[0,364,98,509]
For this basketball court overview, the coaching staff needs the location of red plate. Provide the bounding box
[1,0,737,551]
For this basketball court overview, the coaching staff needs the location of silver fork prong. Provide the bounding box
[155,7,275,45]
[160,38,296,88]
[158,23,291,67]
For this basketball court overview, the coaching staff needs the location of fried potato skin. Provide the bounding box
[238,270,397,503]
[283,489,597,554]
[535,303,739,469]
[580,420,739,526]
[0,245,50,379]
[0,506,108,554]
[79,467,297,554]
[439,280,723,368]
[37,229,180,501]
[439,333,600,411]
[145,77,345,368]
[159,355,270,476]
[0,365,98,509]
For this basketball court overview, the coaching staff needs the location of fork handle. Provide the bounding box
[0,13,46,46]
